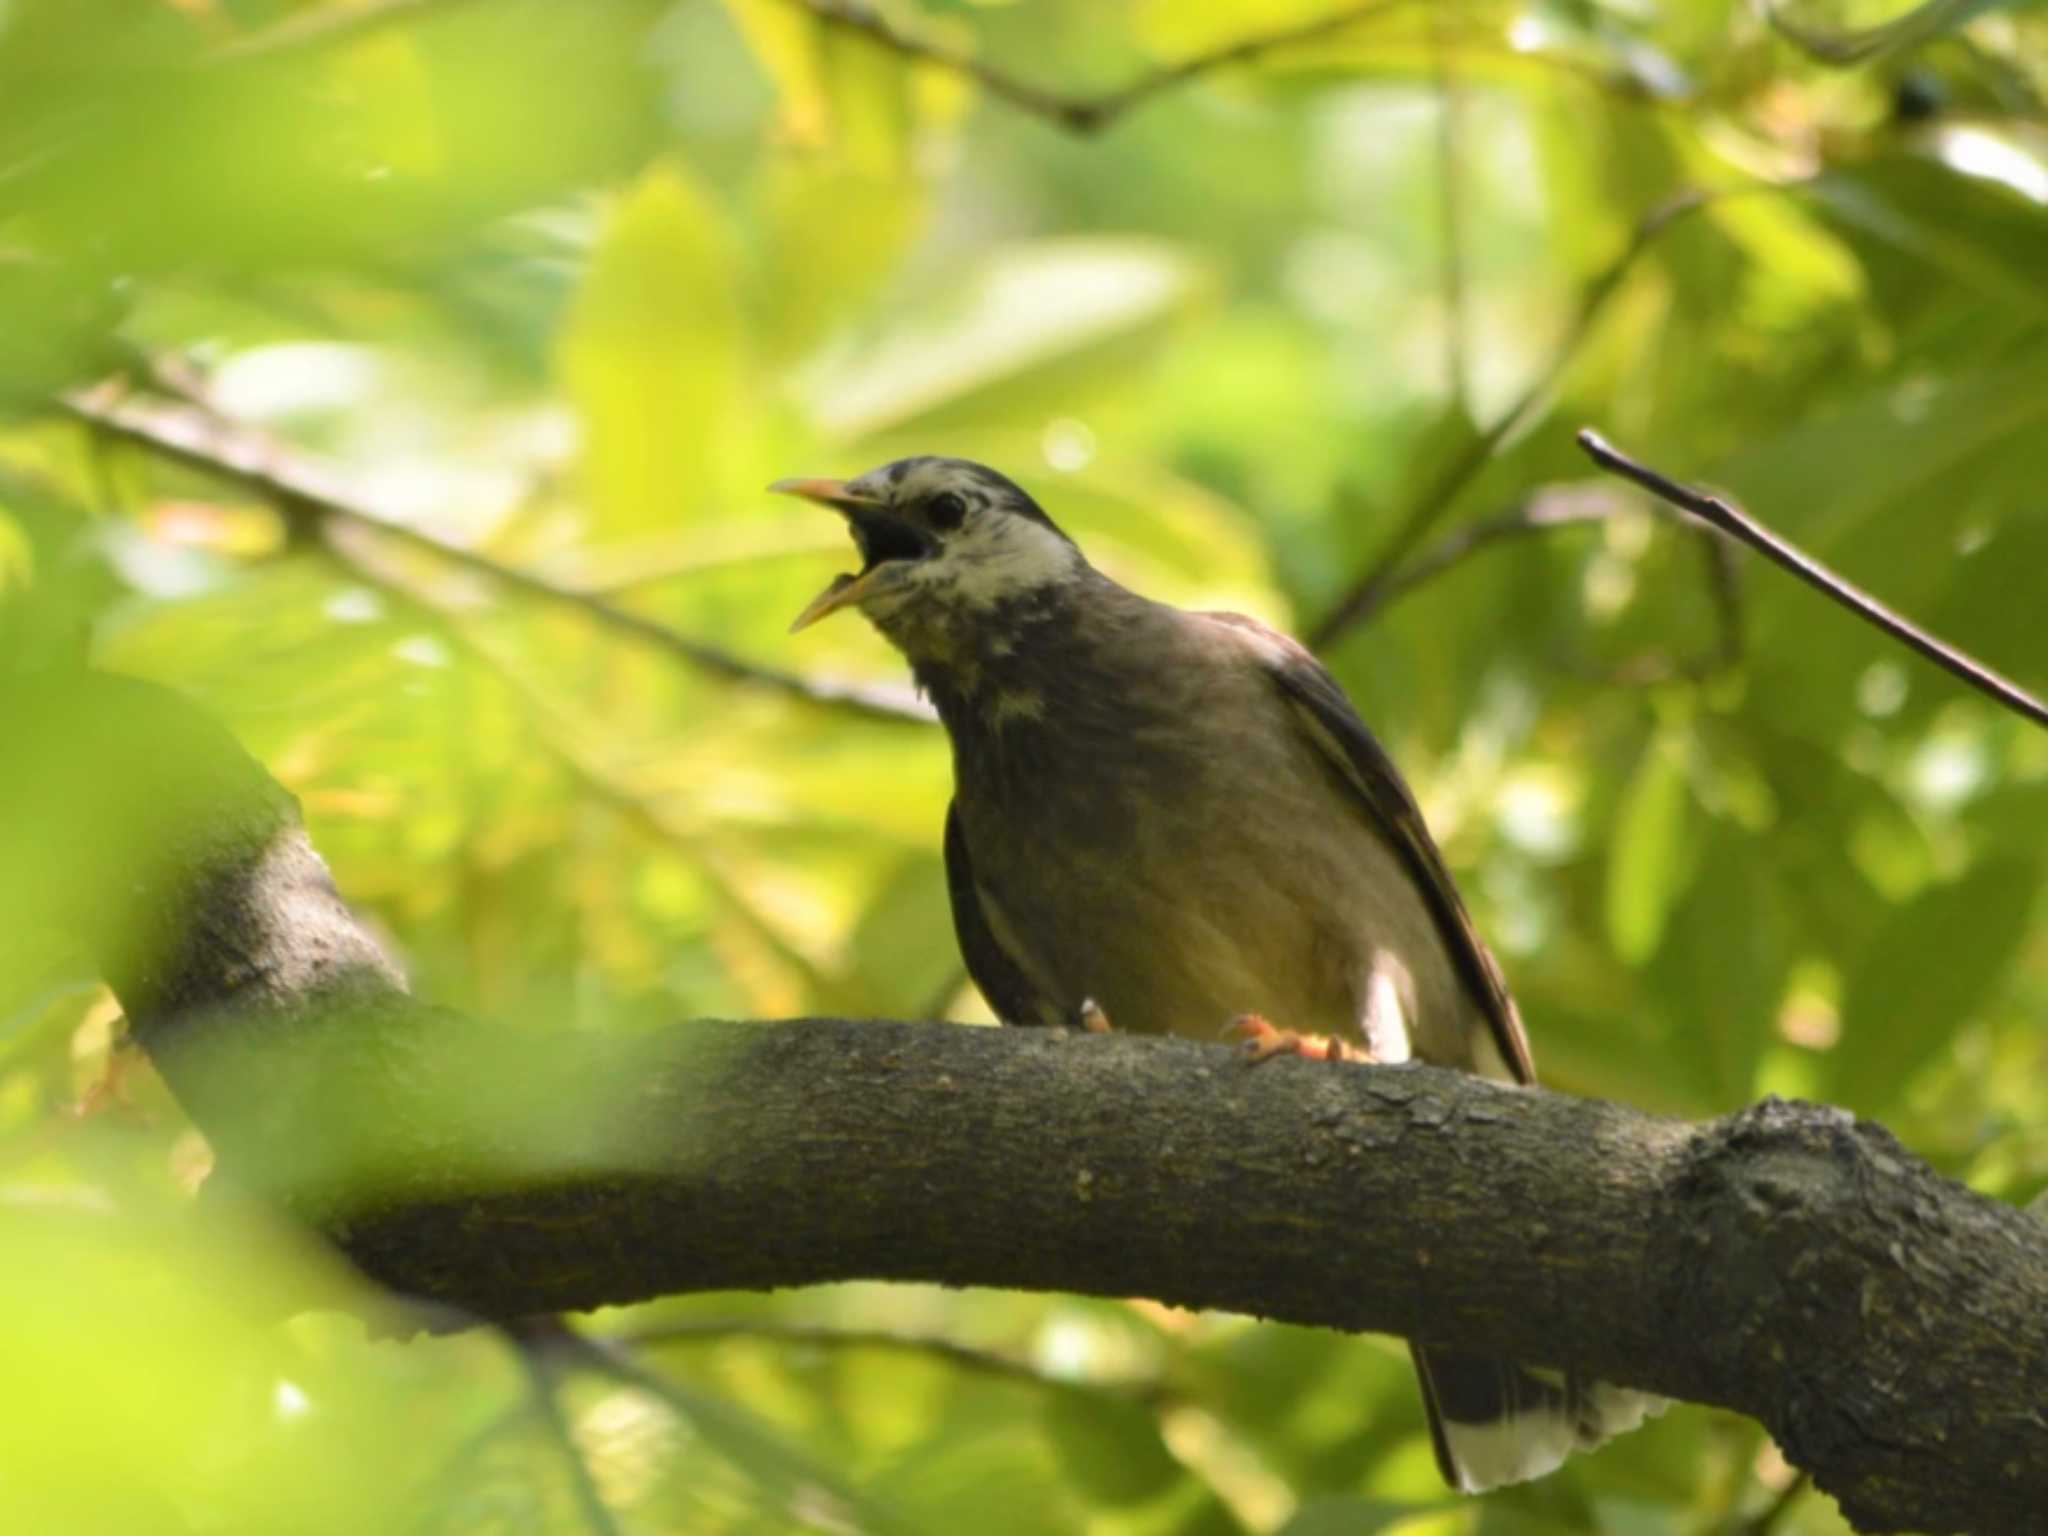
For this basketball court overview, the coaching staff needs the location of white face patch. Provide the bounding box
[907,513,1079,611]
[845,459,1081,621]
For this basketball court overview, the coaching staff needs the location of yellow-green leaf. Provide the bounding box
[559,161,755,538]
[1606,725,1695,965]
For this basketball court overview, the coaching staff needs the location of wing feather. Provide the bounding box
[944,800,1060,1027]
[1212,614,1536,1084]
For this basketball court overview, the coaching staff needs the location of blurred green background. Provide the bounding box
[2,1,2045,1532]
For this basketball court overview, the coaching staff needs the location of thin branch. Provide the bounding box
[540,1328,919,1536]
[1576,429,2048,731]
[1595,522,1746,688]
[611,1319,1153,1400]
[1698,523,1746,674]
[447,629,838,999]
[611,1318,1258,1523]
[504,1321,627,1536]
[1307,188,1721,650]
[58,383,932,726]
[1343,493,1612,625]
[1760,0,1997,67]
[791,0,1419,135]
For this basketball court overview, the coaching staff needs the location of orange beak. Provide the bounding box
[771,478,891,632]
[768,477,875,511]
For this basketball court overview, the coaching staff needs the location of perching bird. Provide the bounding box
[774,456,1660,1492]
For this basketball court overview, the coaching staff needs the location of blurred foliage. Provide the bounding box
[3,0,2046,1531]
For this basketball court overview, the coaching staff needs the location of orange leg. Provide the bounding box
[1225,1013,1373,1065]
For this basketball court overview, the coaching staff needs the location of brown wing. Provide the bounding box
[1212,613,1536,1084]
[944,800,1059,1027]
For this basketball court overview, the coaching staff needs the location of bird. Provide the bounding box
[773,455,1661,1492]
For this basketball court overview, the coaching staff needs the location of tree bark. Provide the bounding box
[4,670,2043,1535]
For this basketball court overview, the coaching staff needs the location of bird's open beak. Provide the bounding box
[771,477,907,633]
[769,478,873,512]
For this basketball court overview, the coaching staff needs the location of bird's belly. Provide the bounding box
[979,793,1470,1056]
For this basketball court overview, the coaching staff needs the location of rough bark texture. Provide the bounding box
[5,670,2044,1535]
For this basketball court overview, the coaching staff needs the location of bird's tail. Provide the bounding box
[1409,1344,1665,1493]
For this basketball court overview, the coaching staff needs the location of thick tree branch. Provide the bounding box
[4,669,2044,1535]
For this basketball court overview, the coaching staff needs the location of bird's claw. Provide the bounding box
[1225,1013,1372,1065]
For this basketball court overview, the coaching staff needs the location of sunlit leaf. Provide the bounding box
[1650,840,1793,1109]
[1606,725,1696,966]
[800,239,1204,440]
[559,160,756,537]
[1830,860,2039,1115]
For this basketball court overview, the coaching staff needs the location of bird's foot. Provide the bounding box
[1226,1014,1372,1065]
[1076,998,1114,1033]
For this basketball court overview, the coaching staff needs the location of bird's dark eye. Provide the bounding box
[926,492,967,531]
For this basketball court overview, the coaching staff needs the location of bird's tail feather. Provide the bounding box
[1409,1344,1665,1493]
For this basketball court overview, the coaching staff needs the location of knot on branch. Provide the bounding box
[1669,1097,2048,1533]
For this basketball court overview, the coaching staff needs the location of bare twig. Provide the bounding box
[1345,494,1612,624]
[1576,429,2047,731]
[539,1329,914,1536]
[611,1319,1155,1399]
[1761,0,1993,67]
[59,383,932,725]
[1308,189,1719,650]
[1354,486,1745,683]
[504,1321,626,1536]
[1594,524,1747,688]
[791,0,1418,135]
[447,630,839,999]
[1697,524,1746,672]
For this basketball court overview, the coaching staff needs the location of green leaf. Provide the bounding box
[559,160,756,538]
[801,238,1203,440]
[1040,1388,1183,1507]
[1648,839,1793,1110]
[1606,726,1695,966]
[1815,159,2048,319]
[845,851,958,1016]
[618,1360,933,1536]
[1830,860,2039,1114]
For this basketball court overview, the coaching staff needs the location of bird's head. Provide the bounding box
[774,457,1083,652]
